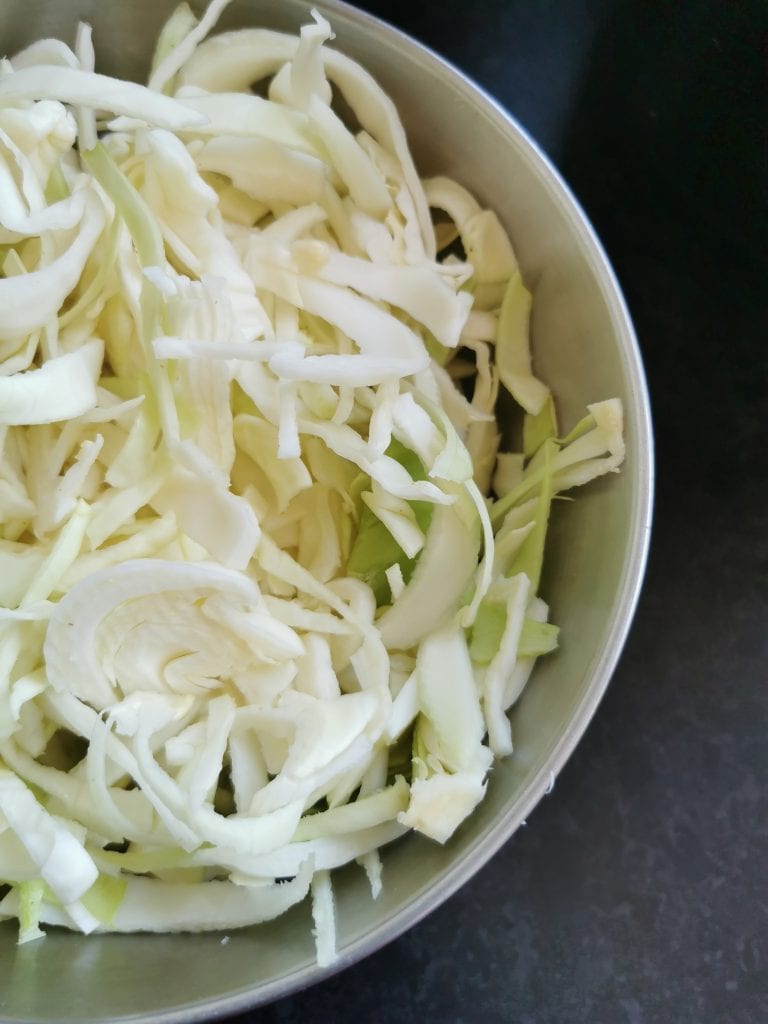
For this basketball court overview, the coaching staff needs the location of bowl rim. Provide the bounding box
[2,1,654,1020]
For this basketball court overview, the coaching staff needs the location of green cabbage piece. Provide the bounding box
[346,439,434,605]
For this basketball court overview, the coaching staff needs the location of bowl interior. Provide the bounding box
[0,1,652,1020]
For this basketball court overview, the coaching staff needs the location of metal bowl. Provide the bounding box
[0,1,653,1020]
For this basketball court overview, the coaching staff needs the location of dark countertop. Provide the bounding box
[232,2,767,1022]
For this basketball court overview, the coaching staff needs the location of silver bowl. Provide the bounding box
[0,1,653,1020]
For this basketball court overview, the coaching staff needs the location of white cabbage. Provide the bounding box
[0,0,624,966]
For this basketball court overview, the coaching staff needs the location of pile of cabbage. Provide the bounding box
[0,1,624,961]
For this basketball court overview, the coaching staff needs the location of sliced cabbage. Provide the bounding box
[148,0,232,96]
[0,0,624,965]
[490,399,625,527]
[495,271,550,416]
[0,67,208,131]
[0,192,105,339]
[0,770,98,907]
[0,340,103,424]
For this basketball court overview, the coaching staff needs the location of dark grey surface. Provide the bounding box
[230,1,767,1022]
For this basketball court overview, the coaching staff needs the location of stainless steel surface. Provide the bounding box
[0,2,653,1020]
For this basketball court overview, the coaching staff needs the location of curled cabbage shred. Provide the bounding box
[0,0,625,963]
